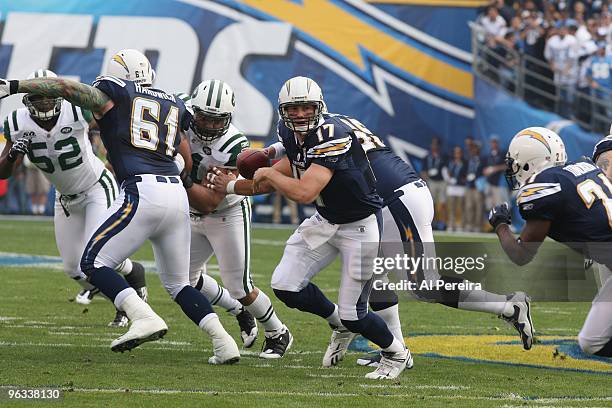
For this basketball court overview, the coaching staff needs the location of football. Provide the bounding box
[237,149,270,180]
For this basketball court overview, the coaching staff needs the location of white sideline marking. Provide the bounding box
[0,316,20,321]
[47,387,612,402]
[307,373,363,379]
[252,238,286,247]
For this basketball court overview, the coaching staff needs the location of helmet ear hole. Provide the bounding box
[523,163,530,171]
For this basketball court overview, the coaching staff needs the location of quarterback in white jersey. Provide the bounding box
[184,80,292,358]
[0,69,147,327]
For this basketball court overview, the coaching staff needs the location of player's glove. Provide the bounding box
[7,138,30,162]
[0,78,20,99]
[488,202,511,231]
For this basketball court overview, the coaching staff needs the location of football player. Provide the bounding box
[181,79,291,358]
[209,76,411,379]
[0,69,147,328]
[266,114,534,368]
[489,127,612,357]
[0,50,240,363]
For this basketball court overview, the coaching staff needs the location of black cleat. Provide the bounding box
[236,309,258,348]
[259,326,293,359]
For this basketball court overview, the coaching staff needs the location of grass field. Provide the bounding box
[0,218,610,407]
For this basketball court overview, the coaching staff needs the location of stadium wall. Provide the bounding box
[0,0,483,163]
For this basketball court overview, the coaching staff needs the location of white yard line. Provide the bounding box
[33,387,612,403]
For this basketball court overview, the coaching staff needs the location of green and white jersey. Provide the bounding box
[3,101,107,195]
[187,124,250,213]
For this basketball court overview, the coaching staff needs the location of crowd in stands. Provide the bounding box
[477,0,612,133]
[421,136,510,232]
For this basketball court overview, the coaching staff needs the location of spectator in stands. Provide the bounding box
[498,31,521,91]
[480,5,508,47]
[444,146,467,232]
[272,193,299,225]
[24,158,50,215]
[586,40,612,131]
[464,141,484,232]
[495,0,516,23]
[544,21,580,117]
[7,162,27,214]
[421,137,447,230]
[483,135,507,209]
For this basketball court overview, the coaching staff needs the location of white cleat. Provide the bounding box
[500,291,535,350]
[364,348,412,380]
[208,334,241,365]
[357,350,414,369]
[322,324,357,367]
[110,313,167,353]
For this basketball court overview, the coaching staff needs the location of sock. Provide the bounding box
[273,283,335,319]
[196,274,243,316]
[115,258,133,275]
[199,313,228,340]
[458,286,510,315]
[174,285,215,326]
[373,304,405,346]
[244,290,283,332]
[382,337,405,353]
[342,312,396,350]
[369,287,399,312]
[325,304,342,328]
[86,266,130,302]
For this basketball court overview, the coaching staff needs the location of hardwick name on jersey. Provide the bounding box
[187,123,249,213]
[277,114,382,224]
[3,100,108,195]
[517,160,612,264]
[92,76,191,183]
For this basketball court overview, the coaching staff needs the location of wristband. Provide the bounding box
[226,180,236,194]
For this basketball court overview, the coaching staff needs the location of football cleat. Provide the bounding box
[500,291,535,350]
[259,326,293,359]
[108,310,129,328]
[208,333,241,365]
[364,348,412,380]
[75,288,100,305]
[322,324,357,367]
[356,350,414,369]
[110,312,167,353]
[236,309,258,348]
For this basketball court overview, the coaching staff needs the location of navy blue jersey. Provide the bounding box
[367,149,419,203]
[92,76,191,183]
[277,114,382,224]
[517,160,612,264]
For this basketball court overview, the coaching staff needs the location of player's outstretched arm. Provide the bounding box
[0,78,113,117]
[255,161,332,204]
[208,157,292,195]
[493,217,549,266]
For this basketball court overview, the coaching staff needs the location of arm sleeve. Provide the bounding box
[226,137,250,168]
[2,118,11,143]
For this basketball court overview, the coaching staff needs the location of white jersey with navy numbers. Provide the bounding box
[3,100,107,195]
[186,124,249,213]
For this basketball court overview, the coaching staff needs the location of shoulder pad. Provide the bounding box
[92,75,126,88]
[307,136,352,159]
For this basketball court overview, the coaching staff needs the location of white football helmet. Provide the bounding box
[106,49,155,86]
[506,127,567,189]
[278,76,324,133]
[188,79,235,143]
[23,69,62,121]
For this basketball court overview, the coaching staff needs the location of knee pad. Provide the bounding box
[578,334,609,356]
[273,288,303,309]
[341,318,368,334]
[166,283,189,300]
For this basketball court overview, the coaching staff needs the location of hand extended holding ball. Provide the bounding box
[236,148,270,180]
